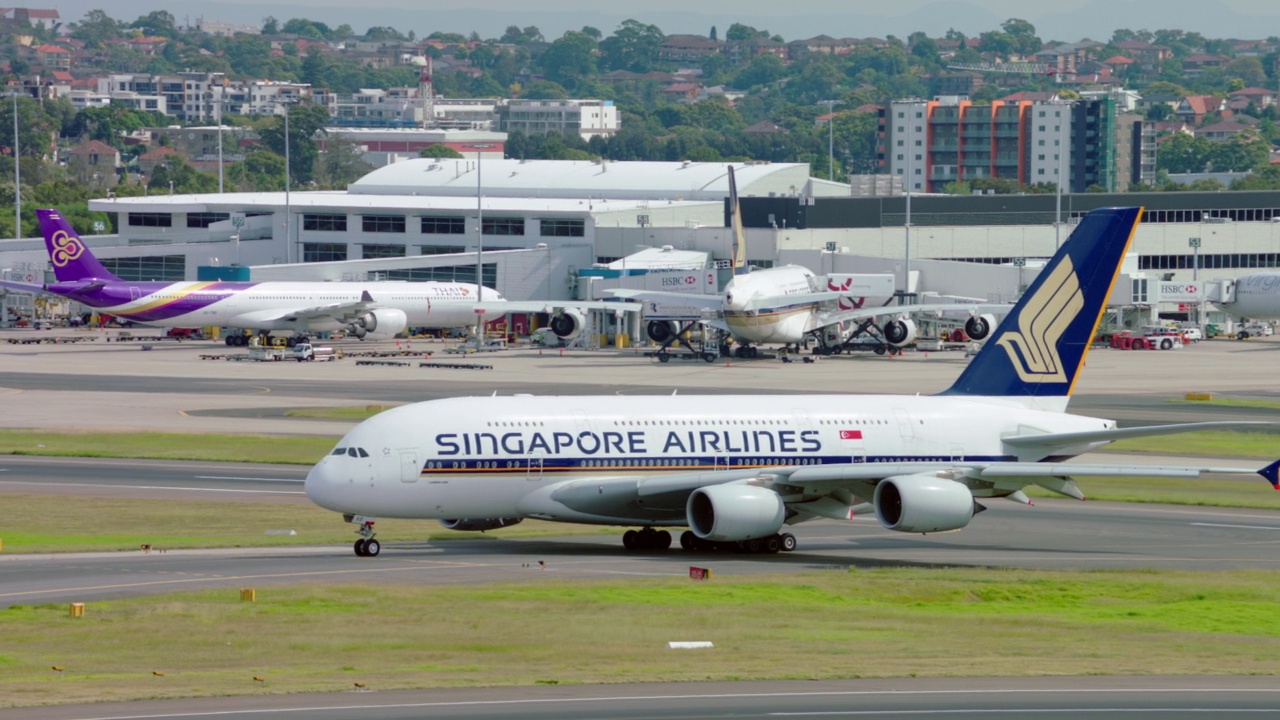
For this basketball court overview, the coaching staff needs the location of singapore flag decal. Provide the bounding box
[839,429,863,441]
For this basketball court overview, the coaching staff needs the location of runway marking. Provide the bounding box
[1192,522,1280,531]
[0,480,303,495]
[194,475,304,483]
[45,688,1280,719]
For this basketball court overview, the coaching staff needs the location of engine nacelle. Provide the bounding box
[646,320,679,344]
[873,475,974,533]
[686,483,785,542]
[348,308,408,340]
[882,317,917,347]
[550,308,587,340]
[965,314,997,341]
[439,518,523,532]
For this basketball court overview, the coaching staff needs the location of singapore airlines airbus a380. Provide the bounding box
[0,209,632,343]
[306,207,1280,557]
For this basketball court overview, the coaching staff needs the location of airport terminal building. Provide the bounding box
[2,159,1278,322]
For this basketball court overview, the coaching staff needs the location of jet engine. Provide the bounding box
[550,308,587,341]
[686,483,785,542]
[873,475,974,533]
[882,318,917,347]
[347,308,408,340]
[439,518,523,532]
[964,314,997,341]
[646,320,679,344]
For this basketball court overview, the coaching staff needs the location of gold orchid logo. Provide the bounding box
[50,230,86,268]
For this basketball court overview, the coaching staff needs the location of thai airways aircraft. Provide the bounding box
[306,206,1280,557]
[0,209,635,344]
[609,168,1002,357]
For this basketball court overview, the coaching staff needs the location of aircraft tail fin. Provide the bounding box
[941,206,1142,408]
[37,209,120,283]
[728,166,748,276]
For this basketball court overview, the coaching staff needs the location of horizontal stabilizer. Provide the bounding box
[1003,421,1279,449]
[1261,459,1280,489]
[0,278,46,293]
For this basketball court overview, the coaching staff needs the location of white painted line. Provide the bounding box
[1192,522,1280,531]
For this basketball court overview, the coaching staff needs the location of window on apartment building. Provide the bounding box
[540,219,584,237]
[483,218,525,236]
[186,212,230,228]
[1038,154,1045,160]
[897,154,904,160]
[1038,169,1046,175]
[897,140,904,147]
[362,214,406,233]
[128,213,172,227]
[303,213,348,232]
[1038,125,1046,131]
[303,243,348,262]
[420,216,466,234]
[360,244,405,259]
[420,245,467,255]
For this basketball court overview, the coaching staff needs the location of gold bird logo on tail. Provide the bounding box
[996,257,1084,383]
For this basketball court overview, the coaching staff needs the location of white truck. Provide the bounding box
[293,343,337,362]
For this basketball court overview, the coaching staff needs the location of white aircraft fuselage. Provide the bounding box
[721,266,825,344]
[1226,272,1280,320]
[306,394,1112,523]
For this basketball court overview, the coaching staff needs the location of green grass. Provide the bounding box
[1108,431,1280,459]
[1022,475,1280,508]
[2,569,1278,707]
[0,430,332,465]
[284,405,396,421]
[1171,397,1280,410]
[0,494,618,554]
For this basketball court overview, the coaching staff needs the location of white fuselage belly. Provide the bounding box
[306,395,1113,523]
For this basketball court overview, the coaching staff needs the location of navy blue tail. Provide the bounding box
[941,206,1142,402]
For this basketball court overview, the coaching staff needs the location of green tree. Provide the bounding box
[599,19,664,72]
[521,80,570,99]
[282,18,330,39]
[261,16,279,34]
[539,31,597,90]
[227,150,286,192]
[1001,18,1042,55]
[731,53,785,89]
[1225,57,1267,88]
[131,10,178,37]
[419,144,463,159]
[147,155,219,194]
[725,23,769,42]
[256,103,329,184]
[313,136,372,189]
[0,97,58,160]
[70,9,121,47]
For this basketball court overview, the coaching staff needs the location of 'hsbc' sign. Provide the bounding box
[1160,282,1203,303]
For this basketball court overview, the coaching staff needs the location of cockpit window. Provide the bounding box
[357,448,370,458]
[331,448,347,456]
[347,448,359,457]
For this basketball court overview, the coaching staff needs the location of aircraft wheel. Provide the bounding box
[224,336,234,347]
[657,353,670,363]
[656,530,673,550]
[364,539,380,557]
[354,539,367,557]
[747,538,762,554]
[623,529,639,550]
[766,537,781,553]
[680,530,696,550]
[874,346,886,356]
[779,533,797,552]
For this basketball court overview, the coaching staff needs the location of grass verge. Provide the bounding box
[2,568,1278,707]
[1107,431,1280,459]
[0,494,617,554]
[0,430,331,465]
[1171,397,1280,410]
[284,405,395,421]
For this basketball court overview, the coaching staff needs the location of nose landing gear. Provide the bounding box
[353,519,380,557]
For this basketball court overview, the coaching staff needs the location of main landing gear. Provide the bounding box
[622,527,673,551]
[353,519,380,557]
[679,530,797,554]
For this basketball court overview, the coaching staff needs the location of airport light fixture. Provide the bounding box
[473,144,495,341]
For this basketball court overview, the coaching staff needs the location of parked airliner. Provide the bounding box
[1216,271,1280,334]
[306,206,1280,557]
[0,209,634,343]
[609,168,1002,356]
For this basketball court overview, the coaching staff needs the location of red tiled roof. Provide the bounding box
[34,44,69,53]
[69,140,118,155]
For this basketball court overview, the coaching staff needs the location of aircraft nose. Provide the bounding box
[304,457,347,512]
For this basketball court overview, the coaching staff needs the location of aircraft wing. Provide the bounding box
[483,300,642,316]
[0,278,48,294]
[604,289,724,311]
[540,453,1280,520]
[1002,421,1280,449]
[247,291,377,324]
[809,301,1011,332]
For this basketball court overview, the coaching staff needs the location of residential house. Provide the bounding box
[1196,120,1255,142]
[723,37,788,67]
[137,146,180,180]
[661,82,702,103]
[65,140,120,188]
[1181,53,1230,79]
[30,44,70,72]
[1228,87,1276,109]
[1176,95,1227,125]
[1113,40,1172,70]
[658,35,722,64]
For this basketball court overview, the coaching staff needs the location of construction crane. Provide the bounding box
[948,62,1077,83]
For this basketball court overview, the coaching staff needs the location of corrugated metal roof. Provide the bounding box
[347,159,809,201]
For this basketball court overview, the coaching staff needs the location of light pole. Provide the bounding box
[473,144,494,342]
[1190,236,1202,325]
[282,99,294,264]
[819,100,840,181]
[1055,98,1071,248]
[5,91,20,239]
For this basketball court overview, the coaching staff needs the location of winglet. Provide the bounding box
[1260,459,1280,489]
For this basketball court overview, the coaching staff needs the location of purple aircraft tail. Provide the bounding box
[37,209,120,282]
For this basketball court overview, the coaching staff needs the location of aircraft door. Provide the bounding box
[526,454,544,481]
[399,449,420,483]
[129,287,142,301]
[893,408,916,441]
